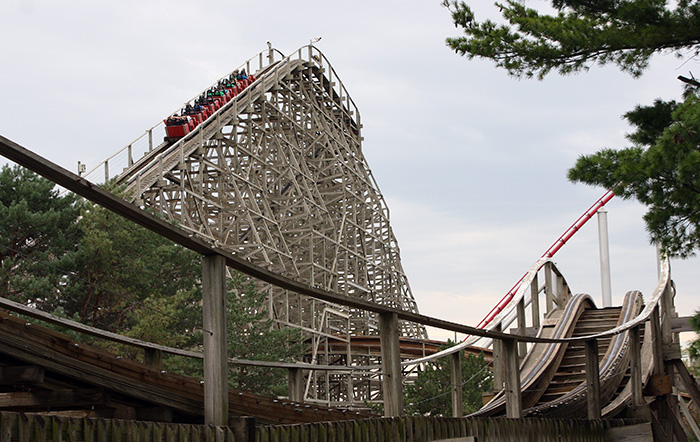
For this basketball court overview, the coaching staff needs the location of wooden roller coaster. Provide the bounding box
[0,43,699,441]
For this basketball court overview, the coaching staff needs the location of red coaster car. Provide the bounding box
[164,116,191,138]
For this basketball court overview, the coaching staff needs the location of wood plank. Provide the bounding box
[672,359,700,411]
[202,254,228,426]
[585,339,601,419]
[0,388,110,409]
[432,438,475,442]
[604,422,653,442]
[0,366,44,385]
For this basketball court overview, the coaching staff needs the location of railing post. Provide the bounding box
[544,262,555,312]
[379,312,403,416]
[516,298,527,358]
[450,351,463,417]
[202,254,229,426]
[557,272,569,306]
[502,337,522,418]
[144,348,162,370]
[288,367,304,403]
[585,339,601,419]
[629,325,644,408]
[651,305,665,376]
[530,272,540,330]
[492,323,504,392]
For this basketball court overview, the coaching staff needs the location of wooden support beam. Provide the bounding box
[202,254,229,426]
[671,316,695,333]
[144,348,162,370]
[516,298,527,358]
[585,339,601,419]
[492,323,504,392]
[678,391,700,441]
[450,351,463,418]
[0,366,44,385]
[672,359,700,412]
[502,337,522,418]
[379,312,403,416]
[629,326,644,408]
[651,305,665,376]
[664,397,691,442]
[288,367,304,403]
[530,273,540,329]
[229,416,256,442]
[545,262,555,313]
[0,388,109,409]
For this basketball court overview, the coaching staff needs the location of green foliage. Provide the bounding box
[68,196,202,332]
[569,92,700,258]
[404,344,492,416]
[443,0,700,79]
[0,165,82,306]
[226,272,306,397]
[0,167,305,398]
[688,309,700,361]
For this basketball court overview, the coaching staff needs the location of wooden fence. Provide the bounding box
[0,411,643,442]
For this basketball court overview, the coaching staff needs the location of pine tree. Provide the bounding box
[0,165,82,308]
[444,0,700,79]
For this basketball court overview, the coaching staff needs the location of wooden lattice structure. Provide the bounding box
[110,45,426,405]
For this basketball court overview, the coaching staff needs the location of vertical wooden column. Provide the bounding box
[530,273,540,330]
[585,339,601,419]
[516,299,527,358]
[651,305,665,376]
[629,326,643,408]
[144,348,162,370]
[492,323,504,392]
[544,262,555,313]
[202,254,229,426]
[450,351,463,418]
[502,337,522,418]
[288,368,304,403]
[379,312,403,416]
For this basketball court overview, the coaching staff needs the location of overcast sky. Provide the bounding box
[2,0,698,343]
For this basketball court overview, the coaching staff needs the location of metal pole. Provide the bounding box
[597,208,612,307]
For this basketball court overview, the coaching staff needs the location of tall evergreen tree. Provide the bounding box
[0,165,82,308]
[443,0,700,79]
[568,89,700,258]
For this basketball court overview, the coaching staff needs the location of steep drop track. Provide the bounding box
[473,291,646,419]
